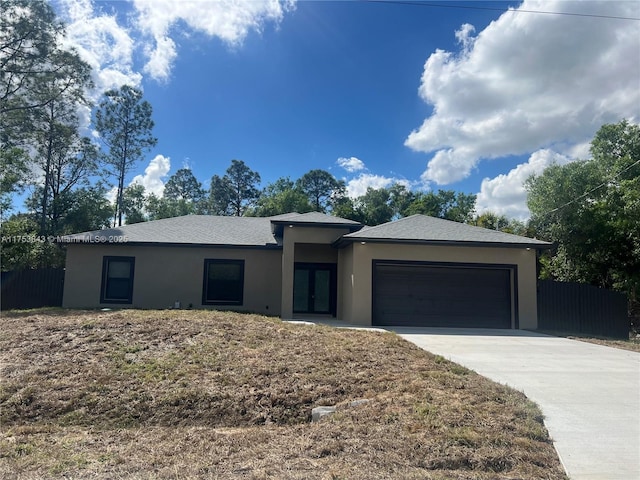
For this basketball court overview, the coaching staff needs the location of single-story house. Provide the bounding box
[61,212,551,329]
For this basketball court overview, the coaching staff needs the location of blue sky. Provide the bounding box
[49,0,640,219]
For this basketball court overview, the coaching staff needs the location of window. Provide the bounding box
[100,256,135,304]
[203,259,244,305]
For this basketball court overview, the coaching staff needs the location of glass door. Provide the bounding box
[293,263,336,315]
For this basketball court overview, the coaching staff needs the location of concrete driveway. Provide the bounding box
[390,328,640,480]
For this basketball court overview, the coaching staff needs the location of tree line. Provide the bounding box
[117,161,486,227]
[1,2,638,318]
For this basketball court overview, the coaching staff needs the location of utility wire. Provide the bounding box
[363,1,640,21]
[540,158,640,217]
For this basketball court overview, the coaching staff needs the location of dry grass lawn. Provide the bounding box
[0,309,567,479]
[569,335,640,352]
[537,329,640,353]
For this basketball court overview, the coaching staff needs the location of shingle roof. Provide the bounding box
[270,211,361,226]
[340,214,551,248]
[61,213,362,247]
[62,215,279,247]
[61,213,550,249]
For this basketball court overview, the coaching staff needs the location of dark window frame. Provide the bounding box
[293,262,337,316]
[100,256,135,304]
[202,259,245,306]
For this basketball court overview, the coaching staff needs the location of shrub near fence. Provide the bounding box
[537,280,629,339]
[1,268,65,310]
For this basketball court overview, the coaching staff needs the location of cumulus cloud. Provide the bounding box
[454,23,475,51]
[132,0,296,81]
[59,0,142,95]
[130,154,171,196]
[55,0,141,131]
[143,34,177,81]
[56,0,296,85]
[406,0,640,185]
[346,173,410,198]
[335,156,409,197]
[336,156,366,173]
[475,149,572,220]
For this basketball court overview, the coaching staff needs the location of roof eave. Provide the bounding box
[62,240,282,250]
[271,220,362,238]
[270,220,362,229]
[333,237,552,249]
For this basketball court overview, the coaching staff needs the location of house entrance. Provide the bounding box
[293,263,337,315]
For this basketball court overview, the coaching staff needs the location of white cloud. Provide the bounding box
[455,23,475,51]
[475,149,572,220]
[143,34,177,81]
[56,0,296,85]
[336,156,366,173]
[419,147,477,186]
[132,0,296,81]
[130,154,171,196]
[106,186,118,205]
[59,0,142,95]
[406,0,640,185]
[346,173,410,198]
[336,157,409,197]
[55,0,141,132]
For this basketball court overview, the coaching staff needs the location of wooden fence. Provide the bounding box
[537,280,629,339]
[1,268,65,311]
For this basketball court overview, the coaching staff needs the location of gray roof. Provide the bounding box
[61,212,362,247]
[341,214,551,248]
[61,213,550,249]
[62,215,279,247]
[269,211,361,226]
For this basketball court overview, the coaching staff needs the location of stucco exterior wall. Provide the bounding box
[294,243,339,263]
[339,242,539,329]
[63,230,539,329]
[280,226,352,319]
[337,245,354,322]
[63,244,282,315]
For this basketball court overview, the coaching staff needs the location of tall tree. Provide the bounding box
[1,0,92,216]
[358,187,395,225]
[296,169,345,213]
[146,194,198,220]
[331,183,415,226]
[207,174,233,215]
[473,212,529,236]
[27,133,98,234]
[226,159,261,216]
[30,49,94,235]
[1,185,113,270]
[387,183,414,219]
[94,85,157,226]
[404,189,476,223]
[249,177,312,216]
[473,212,512,232]
[0,0,63,116]
[208,160,261,216]
[526,120,640,302]
[164,168,204,203]
[0,147,28,218]
[331,196,365,223]
[141,168,209,218]
[62,185,114,233]
[0,213,63,269]
[121,183,147,224]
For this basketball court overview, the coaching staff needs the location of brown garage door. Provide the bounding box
[373,262,513,328]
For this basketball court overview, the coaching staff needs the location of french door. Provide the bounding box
[293,263,337,315]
